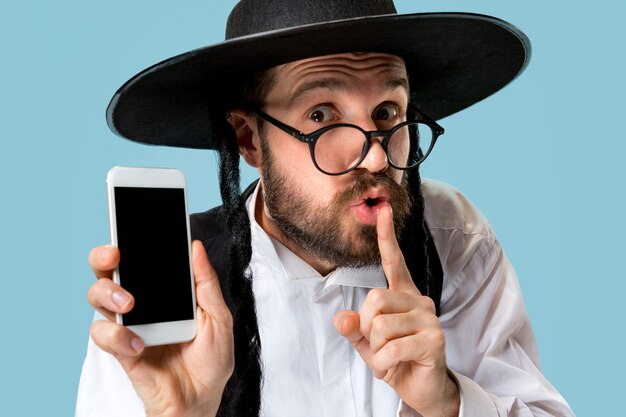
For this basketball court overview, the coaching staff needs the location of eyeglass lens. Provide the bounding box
[313,122,433,174]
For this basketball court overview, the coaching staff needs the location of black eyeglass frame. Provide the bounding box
[252,105,444,176]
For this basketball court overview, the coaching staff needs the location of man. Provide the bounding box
[77,1,575,416]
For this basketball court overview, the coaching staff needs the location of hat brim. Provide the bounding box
[107,12,530,150]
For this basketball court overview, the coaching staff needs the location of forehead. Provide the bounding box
[265,52,408,102]
[276,52,407,77]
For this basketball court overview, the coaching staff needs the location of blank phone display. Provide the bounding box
[114,187,194,326]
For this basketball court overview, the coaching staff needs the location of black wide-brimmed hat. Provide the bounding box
[106,0,531,150]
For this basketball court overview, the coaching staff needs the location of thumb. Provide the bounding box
[377,205,419,293]
[333,310,384,379]
[333,310,361,342]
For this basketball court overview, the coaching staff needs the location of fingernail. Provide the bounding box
[112,291,130,308]
[131,337,144,353]
[99,245,112,260]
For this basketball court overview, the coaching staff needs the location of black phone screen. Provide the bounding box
[114,187,194,326]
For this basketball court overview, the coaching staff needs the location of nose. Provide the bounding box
[357,134,389,174]
[346,113,390,174]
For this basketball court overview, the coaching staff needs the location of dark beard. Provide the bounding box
[260,137,412,270]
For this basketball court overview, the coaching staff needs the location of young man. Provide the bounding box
[77,1,575,416]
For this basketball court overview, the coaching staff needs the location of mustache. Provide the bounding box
[332,172,412,208]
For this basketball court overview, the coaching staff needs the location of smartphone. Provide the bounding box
[107,166,196,346]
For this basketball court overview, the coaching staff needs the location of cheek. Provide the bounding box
[268,137,334,197]
[276,138,317,177]
[294,164,341,204]
[285,154,344,205]
[390,168,405,185]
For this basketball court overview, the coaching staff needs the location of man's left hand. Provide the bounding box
[333,205,460,417]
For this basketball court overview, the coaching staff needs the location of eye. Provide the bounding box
[373,103,399,121]
[308,106,334,123]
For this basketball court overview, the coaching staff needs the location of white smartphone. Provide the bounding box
[106,166,197,346]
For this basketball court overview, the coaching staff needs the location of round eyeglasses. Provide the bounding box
[252,106,444,176]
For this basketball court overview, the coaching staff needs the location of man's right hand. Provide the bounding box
[87,241,234,417]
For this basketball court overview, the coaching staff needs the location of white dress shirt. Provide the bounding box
[76,179,575,417]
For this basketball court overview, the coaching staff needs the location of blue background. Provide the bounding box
[1,1,623,415]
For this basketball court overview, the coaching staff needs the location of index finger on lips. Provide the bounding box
[88,245,120,280]
[376,205,418,293]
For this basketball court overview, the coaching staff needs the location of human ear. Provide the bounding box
[226,109,262,168]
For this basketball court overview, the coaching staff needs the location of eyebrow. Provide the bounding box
[386,77,410,95]
[287,77,410,107]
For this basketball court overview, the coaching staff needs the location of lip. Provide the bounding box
[349,188,391,207]
[349,188,391,225]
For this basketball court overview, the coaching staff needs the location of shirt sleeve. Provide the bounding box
[75,313,145,417]
[396,235,575,417]
[434,230,575,417]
